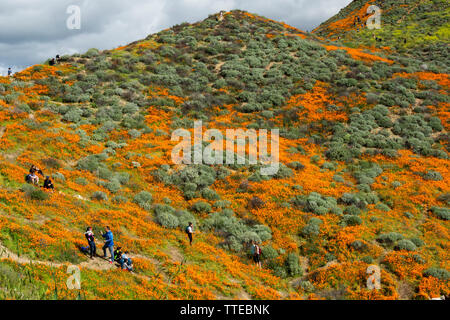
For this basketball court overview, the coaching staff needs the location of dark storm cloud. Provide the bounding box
[0,0,351,75]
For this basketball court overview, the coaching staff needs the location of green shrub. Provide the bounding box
[287,161,305,170]
[156,212,179,229]
[112,195,128,204]
[174,209,196,228]
[423,170,443,181]
[299,280,315,292]
[76,154,102,172]
[375,203,391,212]
[213,200,231,209]
[423,268,450,280]
[301,217,322,237]
[391,181,402,188]
[133,191,153,210]
[292,192,339,215]
[252,224,272,241]
[377,232,404,245]
[201,188,220,201]
[403,211,414,219]
[321,162,335,171]
[285,253,302,277]
[262,246,278,260]
[30,188,49,200]
[342,215,362,226]
[361,256,374,264]
[430,206,450,221]
[345,205,361,215]
[91,191,108,201]
[409,238,424,247]
[191,201,212,213]
[395,239,417,251]
[75,177,88,186]
[42,157,62,169]
[104,179,121,193]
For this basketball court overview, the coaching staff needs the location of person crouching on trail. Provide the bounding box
[102,226,114,263]
[43,176,54,192]
[185,222,194,246]
[85,227,96,259]
[120,251,133,271]
[251,241,262,269]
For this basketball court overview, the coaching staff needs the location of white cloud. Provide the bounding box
[0,0,352,72]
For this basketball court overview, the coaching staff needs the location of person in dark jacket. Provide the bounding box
[29,165,44,176]
[43,176,54,192]
[102,226,114,263]
[85,227,96,259]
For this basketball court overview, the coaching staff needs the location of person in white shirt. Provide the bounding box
[186,222,194,246]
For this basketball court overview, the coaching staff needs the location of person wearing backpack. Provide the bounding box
[185,222,194,246]
[251,241,262,269]
[113,246,123,262]
[120,251,133,271]
[84,227,96,259]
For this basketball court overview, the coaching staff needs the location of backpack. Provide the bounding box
[255,245,261,255]
[185,226,190,234]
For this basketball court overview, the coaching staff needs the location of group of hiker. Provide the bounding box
[48,55,61,66]
[83,226,133,271]
[23,163,261,271]
[82,222,264,271]
[25,165,54,192]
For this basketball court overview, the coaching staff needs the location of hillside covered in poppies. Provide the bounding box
[0,5,448,300]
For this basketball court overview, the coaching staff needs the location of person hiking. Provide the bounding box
[185,222,194,246]
[120,251,133,271]
[49,58,55,66]
[43,176,54,192]
[7,67,12,77]
[251,241,262,269]
[84,227,96,259]
[102,226,114,263]
[55,54,60,63]
[113,246,123,261]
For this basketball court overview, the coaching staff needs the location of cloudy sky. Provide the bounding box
[0,0,352,76]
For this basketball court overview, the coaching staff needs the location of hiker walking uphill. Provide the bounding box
[185,222,194,246]
[102,226,114,263]
[85,227,97,259]
[251,241,262,269]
